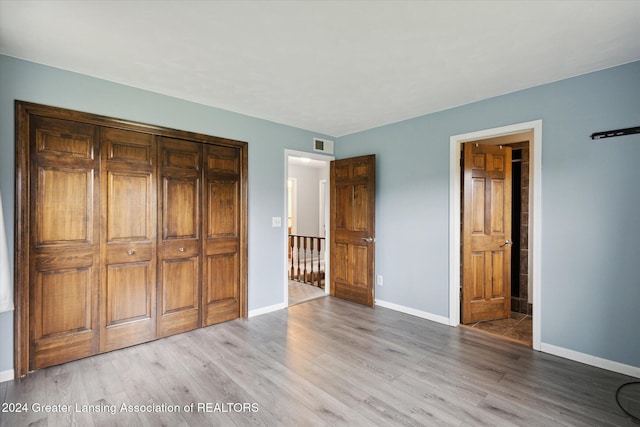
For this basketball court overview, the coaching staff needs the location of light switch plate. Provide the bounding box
[272,217,282,227]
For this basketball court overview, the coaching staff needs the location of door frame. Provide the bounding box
[284,149,333,304]
[287,177,298,235]
[449,120,542,350]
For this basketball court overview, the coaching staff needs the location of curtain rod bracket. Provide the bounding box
[590,126,640,140]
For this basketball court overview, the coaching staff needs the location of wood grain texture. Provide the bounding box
[28,115,100,370]
[100,128,157,353]
[463,143,512,324]
[330,155,375,307]
[202,144,242,326]
[14,101,249,377]
[157,138,201,338]
[288,280,325,306]
[2,297,636,426]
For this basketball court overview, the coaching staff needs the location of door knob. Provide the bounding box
[127,249,135,255]
[361,237,375,243]
[500,240,513,247]
[178,247,185,252]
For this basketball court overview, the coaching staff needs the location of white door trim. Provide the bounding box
[284,149,333,305]
[449,120,542,350]
[287,177,298,235]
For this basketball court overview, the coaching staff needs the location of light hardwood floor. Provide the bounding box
[1,296,637,426]
[288,280,326,306]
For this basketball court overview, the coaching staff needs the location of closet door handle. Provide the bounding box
[127,249,136,255]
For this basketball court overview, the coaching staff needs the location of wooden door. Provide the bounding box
[202,145,242,325]
[28,116,100,369]
[462,143,512,324]
[100,128,157,351]
[16,101,249,377]
[157,137,202,337]
[330,155,376,307]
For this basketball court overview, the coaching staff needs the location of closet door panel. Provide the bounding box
[104,262,154,355]
[162,258,198,312]
[36,167,93,244]
[107,173,151,241]
[100,128,156,352]
[31,267,95,369]
[17,102,248,376]
[204,253,238,324]
[105,128,153,164]
[37,269,92,337]
[202,145,240,325]
[106,263,152,324]
[157,138,201,337]
[29,116,100,370]
[207,181,238,236]
[207,254,237,301]
[163,179,198,239]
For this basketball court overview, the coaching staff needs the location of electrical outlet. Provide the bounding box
[272,217,281,227]
[377,275,383,286]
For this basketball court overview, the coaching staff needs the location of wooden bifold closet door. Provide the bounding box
[157,137,202,337]
[15,102,247,376]
[28,115,101,370]
[100,128,157,352]
[202,144,242,326]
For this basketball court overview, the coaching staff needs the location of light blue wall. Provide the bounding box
[336,61,640,368]
[0,55,332,374]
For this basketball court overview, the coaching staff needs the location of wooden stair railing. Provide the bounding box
[288,234,325,288]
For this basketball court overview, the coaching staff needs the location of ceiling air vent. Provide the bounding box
[313,138,334,154]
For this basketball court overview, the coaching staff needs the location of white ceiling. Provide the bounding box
[1,1,639,137]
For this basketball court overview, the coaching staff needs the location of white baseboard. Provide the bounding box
[541,342,640,378]
[0,369,14,383]
[375,299,450,326]
[374,302,639,378]
[248,302,287,318]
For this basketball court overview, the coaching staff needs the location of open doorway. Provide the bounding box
[449,120,542,351]
[460,133,532,346]
[284,150,332,306]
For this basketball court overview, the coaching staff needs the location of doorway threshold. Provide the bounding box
[459,312,532,347]
[288,280,326,307]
